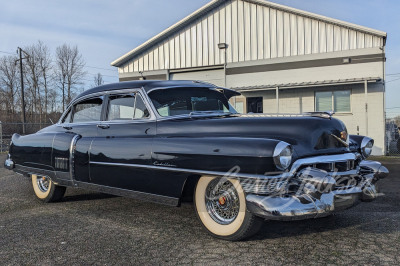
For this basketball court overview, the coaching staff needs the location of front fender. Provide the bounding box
[153,137,282,175]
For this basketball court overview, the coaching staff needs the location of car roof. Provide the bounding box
[77,80,240,99]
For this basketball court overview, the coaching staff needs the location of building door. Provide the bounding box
[247,97,263,113]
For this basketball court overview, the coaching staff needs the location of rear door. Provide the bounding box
[89,90,157,192]
[55,96,104,183]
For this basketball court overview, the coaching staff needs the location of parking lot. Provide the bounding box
[0,153,399,265]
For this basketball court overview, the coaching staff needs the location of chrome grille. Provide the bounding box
[240,177,289,195]
[301,159,356,173]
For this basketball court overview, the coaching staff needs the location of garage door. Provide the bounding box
[169,69,225,87]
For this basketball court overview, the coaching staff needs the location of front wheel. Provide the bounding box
[194,176,263,241]
[32,174,66,203]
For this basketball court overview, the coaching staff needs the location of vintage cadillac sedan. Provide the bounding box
[4,80,389,241]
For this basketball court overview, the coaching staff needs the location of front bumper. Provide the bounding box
[246,158,389,221]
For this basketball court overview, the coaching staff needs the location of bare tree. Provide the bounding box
[55,44,86,111]
[36,41,52,123]
[25,43,43,123]
[92,73,104,87]
[0,55,20,121]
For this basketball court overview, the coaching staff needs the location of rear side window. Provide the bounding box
[107,93,150,121]
[72,97,103,123]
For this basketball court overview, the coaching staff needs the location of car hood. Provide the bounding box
[156,115,349,159]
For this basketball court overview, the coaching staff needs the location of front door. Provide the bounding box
[89,91,156,192]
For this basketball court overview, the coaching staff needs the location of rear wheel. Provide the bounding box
[32,174,66,203]
[194,176,263,241]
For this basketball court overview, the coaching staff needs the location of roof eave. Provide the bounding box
[250,0,387,38]
[111,0,387,68]
[111,0,224,67]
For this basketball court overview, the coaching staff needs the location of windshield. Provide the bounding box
[148,87,237,117]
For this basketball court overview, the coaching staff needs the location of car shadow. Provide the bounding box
[62,192,118,202]
[247,211,399,241]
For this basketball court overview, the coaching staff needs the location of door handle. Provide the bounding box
[63,125,72,130]
[97,124,110,129]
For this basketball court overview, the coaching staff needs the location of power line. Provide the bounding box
[86,72,117,78]
[84,65,116,72]
[386,77,400,83]
[0,50,15,55]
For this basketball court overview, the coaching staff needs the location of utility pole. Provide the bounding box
[16,47,29,135]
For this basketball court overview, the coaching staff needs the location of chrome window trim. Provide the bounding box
[145,86,237,120]
[58,87,157,125]
[58,94,106,124]
[105,90,156,122]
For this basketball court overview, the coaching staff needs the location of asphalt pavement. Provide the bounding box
[0,153,399,265]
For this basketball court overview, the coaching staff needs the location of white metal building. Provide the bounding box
[111,0,387,155]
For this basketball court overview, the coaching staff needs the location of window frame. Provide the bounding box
[147,86,237,118]
[58,88,156,125]
[104,92,151,122]
[315,89,352,114]
[60,95,105,125]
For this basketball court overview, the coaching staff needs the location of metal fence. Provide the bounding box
[386,119,400,156]
[0,122,52,153]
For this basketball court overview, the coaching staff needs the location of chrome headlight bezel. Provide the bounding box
[273,141,293,171]
[360,137,374,158]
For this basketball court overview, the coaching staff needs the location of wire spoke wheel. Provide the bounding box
[195,176,263,241]
[205,178,240,225]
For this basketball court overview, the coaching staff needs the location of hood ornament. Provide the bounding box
[331,134,349,147]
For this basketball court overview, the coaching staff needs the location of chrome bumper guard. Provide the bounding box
[4,155,15,170]
[246,157,389,221]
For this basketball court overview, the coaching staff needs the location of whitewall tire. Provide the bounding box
[32,174,66,203]
[194,175,263,241]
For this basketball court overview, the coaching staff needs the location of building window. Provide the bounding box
[247,97,263,113]
[315,90,351,113]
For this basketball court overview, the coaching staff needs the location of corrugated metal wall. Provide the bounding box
[119,0,384,74]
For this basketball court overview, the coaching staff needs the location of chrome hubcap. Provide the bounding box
[37,176,50,193]
[205,178,240,225]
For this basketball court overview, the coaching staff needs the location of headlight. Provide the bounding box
[273,141,293,171]
[361,137,374,158]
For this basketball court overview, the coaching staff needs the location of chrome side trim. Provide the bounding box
[89,153,358,182]
[89,161,277,180]
[75,181,179,206]
[69,135,81,181]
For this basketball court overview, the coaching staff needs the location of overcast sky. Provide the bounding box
[1,0,399,114]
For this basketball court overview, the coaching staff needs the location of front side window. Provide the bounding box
[72,97,103,123]
[316,90,351,113]
[107,93,150,121]
[148,88,236,117]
